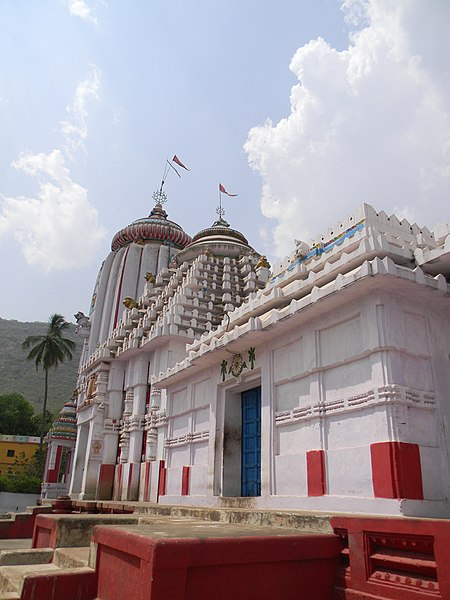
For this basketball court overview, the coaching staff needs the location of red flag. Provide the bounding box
[219,183,237,197]
[172,155,190,171]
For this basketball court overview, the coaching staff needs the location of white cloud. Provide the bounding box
[61,65,101,157]
[0,65,104,270]
[0,150,105,270]
[66,0,99,26]
[245,0,450,256]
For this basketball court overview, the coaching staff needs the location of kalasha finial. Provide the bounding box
[216,204,225,218]
[152,188,167,205]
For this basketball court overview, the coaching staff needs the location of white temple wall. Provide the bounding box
[126,353,151,464]
[138,244,160,293]
[69,423,89,495]
[156,278,450,516]
[149,339,187,381]
[77,410,101,499]
[271,299,375,500]
[163,371,216,498]
[106,362,126,420]
[157,245,170,273]
[380,291,449,501]
[87,252,115,354]
[92,249,124,354]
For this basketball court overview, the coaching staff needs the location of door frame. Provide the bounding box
[218,376,262,497]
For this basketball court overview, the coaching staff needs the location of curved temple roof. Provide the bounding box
[111,203,192,251]
[46,398,77,442]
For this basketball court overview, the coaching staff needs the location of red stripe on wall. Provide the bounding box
[307,450,326,496]
[371,441,423,499]
[181,466,190,496]
[158,460,166,499]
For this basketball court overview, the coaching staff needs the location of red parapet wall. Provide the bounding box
[93,526,341,600]
[332,515,450,599]
[0,512,37,539]
[32,514,58,548]
[21,569,97,600]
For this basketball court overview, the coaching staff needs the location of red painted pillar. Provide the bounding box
[307,450,326,496]
[370,441,423,499]
[46,445,63,483]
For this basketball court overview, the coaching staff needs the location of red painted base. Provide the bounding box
[97,464,116,500]
[371,442,423,499]
[21,569,97,600]
[94,526,341,600]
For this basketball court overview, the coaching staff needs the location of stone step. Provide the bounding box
[137,504,333,533]
[0,541,32,553]
[0,592,20,600]
[53,547,90,568]
[0,563,61,594]
[0,548,53,566]
[0,563,96,598]
[83,500,335,533]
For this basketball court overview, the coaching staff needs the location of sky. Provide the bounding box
[1,0,449,323]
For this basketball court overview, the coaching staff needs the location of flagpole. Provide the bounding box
[152,161,169,205]
[217,184,225,221]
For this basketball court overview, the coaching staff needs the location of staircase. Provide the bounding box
[0,545,95,600]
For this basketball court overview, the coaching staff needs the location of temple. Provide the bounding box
[38,196,450,517]
[51,198,450,519]
[13,195,450,599]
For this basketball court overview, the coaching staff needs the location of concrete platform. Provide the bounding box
[73,499,335,532]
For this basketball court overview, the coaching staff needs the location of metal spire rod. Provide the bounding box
[217,187,225,218]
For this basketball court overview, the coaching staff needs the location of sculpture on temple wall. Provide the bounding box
[74,311,91,337]
[123,297,139,309]
[256,255,271,269]
[145,272,156,283]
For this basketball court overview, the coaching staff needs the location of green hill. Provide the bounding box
[0,318,82,413]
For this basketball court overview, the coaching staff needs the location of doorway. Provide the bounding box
[241,387,261,497]
[221,385,261,497]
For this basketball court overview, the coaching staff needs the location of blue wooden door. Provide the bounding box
[241,387,261,496]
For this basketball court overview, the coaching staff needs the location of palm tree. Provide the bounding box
[23,314,77,447]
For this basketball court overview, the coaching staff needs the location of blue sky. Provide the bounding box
[1,1,449,322]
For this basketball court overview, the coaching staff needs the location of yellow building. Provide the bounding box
[0,435,40,476]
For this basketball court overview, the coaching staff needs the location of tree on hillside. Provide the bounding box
[0,393,35,435]
[31,409,54,439]
[22,314,76,447]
